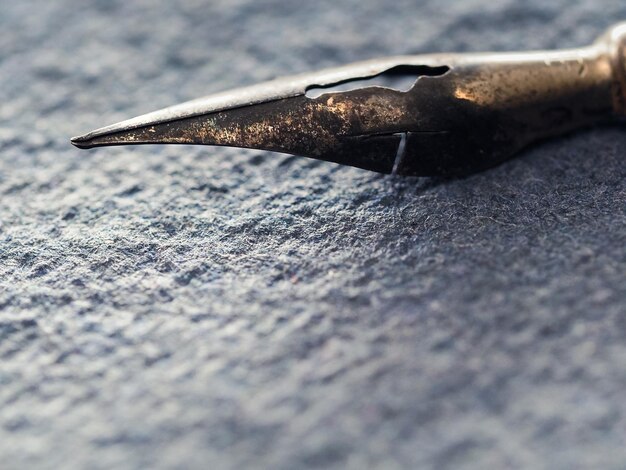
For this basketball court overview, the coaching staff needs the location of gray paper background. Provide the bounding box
[1,1,626,468]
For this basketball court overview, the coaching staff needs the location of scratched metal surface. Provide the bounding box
[1,1,626,469]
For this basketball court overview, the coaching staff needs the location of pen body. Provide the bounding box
[397,25,625,175]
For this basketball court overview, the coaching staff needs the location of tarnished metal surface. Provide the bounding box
[72,23,626,176]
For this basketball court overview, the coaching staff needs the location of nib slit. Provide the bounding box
[391,132,408,175]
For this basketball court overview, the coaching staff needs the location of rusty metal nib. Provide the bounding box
[71,23,626,176]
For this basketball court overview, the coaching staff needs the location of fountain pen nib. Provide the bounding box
[71,60,456,175]
[71,22,626,176]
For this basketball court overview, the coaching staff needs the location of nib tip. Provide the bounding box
[70,134,94,149]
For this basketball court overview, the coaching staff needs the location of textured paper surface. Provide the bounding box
[1,1,626,468]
